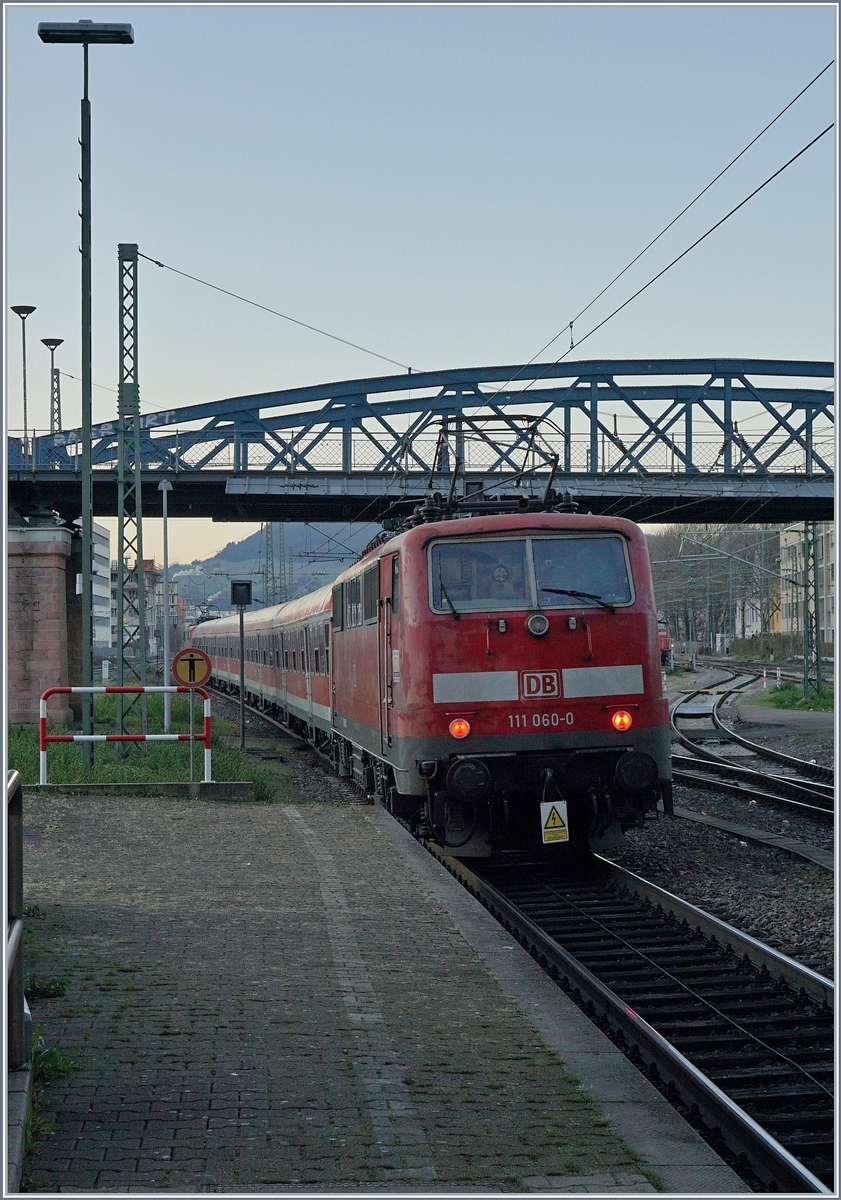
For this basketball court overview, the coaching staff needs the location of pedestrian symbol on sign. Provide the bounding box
[171,648,212,688]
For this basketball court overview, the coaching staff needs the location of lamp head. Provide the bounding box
[38,21,134,44]
[11,305,36,319]
[42,338,64,352]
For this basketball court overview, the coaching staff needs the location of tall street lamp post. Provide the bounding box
[10,305,36,467]
[42,338,65,434]
[158,480,173,732]
[38,20,134,760]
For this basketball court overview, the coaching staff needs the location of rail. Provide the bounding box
[39,687,213,785]
[7,770,26,1068]
[437,848,831,1193]
[710,685,835,784]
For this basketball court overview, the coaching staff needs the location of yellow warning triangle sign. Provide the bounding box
[543,804,567,831]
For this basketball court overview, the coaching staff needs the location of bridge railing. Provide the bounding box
[10,428,835,478]
[9,359,834,481]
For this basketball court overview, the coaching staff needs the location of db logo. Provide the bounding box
[521,670,560,699]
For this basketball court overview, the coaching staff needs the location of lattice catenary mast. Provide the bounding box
[115,243,148,734]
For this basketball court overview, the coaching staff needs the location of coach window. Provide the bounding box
[332,584,343,631]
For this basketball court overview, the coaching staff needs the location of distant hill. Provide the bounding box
[172,522,379,613]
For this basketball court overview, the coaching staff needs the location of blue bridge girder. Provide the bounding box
[9,358,834,526]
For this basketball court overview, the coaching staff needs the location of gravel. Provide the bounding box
[605,698,835,978]
[603,799,834,977]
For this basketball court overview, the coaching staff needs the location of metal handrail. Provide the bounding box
[7,770,26,1068]
[39,686,213,784]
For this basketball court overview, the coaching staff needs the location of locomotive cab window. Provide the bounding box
[429,534,633,613]
[534,535,632,608]
[391,555,399,613]
[430,539,529,612]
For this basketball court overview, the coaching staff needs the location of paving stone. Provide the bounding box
[22,795,740,1192]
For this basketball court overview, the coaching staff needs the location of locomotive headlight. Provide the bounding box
[611,710,633,731]
[449,718,471,739]
[526,613,550,636]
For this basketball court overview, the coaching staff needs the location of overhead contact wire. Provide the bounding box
[566,60,834,333]
[499,122,834,410]
[137,252,413,373]
[490,62,834,399]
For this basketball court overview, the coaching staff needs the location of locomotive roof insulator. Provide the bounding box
[554,489,579,513]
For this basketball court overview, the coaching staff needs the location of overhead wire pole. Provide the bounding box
[263,522,276,606]
[802,522,822,699]
[277,523,288,603]
[38,19,135,765]
[116,243,148,739]
[42,338,65,434]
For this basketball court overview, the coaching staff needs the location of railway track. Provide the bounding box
[433,848,834,1194]
[670,674,834,818]
[671,755,834,818]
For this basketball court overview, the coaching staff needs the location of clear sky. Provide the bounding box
[4,3,837,563]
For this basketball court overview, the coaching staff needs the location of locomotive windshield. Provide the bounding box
[429,534,632,613]
[534,536,632,607]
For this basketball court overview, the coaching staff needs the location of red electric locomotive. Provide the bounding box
[191,508,672,858]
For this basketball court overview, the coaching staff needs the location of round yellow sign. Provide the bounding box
[172,648,212,687]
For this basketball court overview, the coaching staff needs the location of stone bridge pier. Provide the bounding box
[7,515,73,726]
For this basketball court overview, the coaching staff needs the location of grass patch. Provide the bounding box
[8,696,304,803]
[639,1167,666,1192]
[751,681,834,713]
[24,975,67,1000]
[21,1029,78,1189]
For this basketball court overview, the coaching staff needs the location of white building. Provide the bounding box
[75,519,112,648]
[779,523,834,647]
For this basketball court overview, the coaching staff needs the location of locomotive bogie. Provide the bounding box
[190,512,672,860]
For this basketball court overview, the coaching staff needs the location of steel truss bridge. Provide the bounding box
[9,357,834,526]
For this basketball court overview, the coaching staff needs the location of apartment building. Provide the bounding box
[779,522,835,646]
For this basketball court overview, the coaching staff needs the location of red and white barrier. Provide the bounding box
[39,686,212,785]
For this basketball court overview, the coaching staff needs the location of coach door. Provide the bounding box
[379,554,398,754]
[305,623,314,729]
